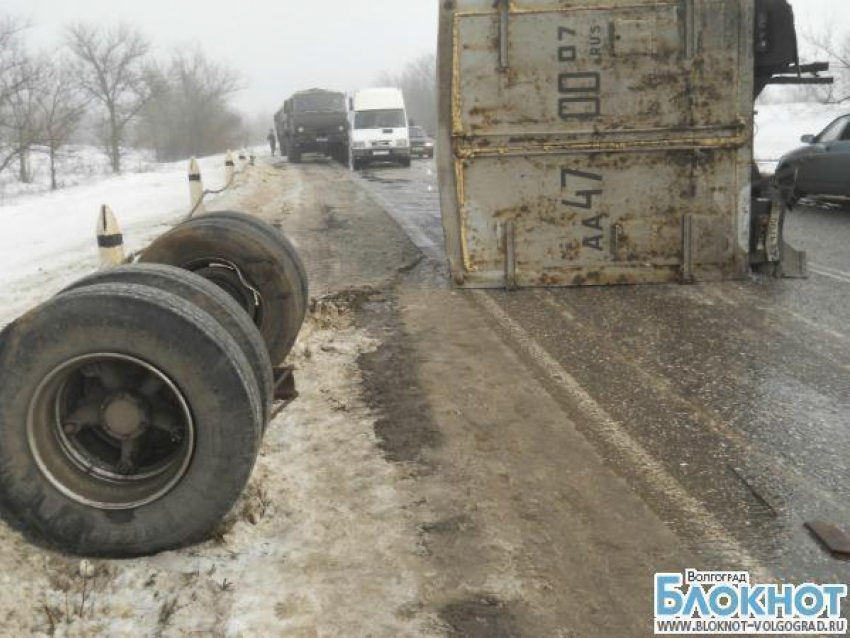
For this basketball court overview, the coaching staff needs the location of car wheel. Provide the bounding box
[774,162,804,205]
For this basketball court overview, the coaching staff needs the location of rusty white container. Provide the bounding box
[437,0,756,288]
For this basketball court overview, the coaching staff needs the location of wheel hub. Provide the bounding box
[28,353,196,510]
[185,258,263,324]
[101,392,149,440]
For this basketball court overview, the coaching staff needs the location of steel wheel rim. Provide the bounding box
[185,258,265,326]
[27,353,195,511]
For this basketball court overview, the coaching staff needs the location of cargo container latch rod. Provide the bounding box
[496,0,510,69]
[501,220,517,289]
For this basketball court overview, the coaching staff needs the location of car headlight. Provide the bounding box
[297,126,305,133]
[338,125,345,131]
[395,139,409,147]
[425,142,434,147]
[352,141,366,149]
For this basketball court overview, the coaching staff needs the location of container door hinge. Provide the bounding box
[500,220,517,289]
[681,213,695,283]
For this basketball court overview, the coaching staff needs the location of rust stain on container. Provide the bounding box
[437,0,755,289]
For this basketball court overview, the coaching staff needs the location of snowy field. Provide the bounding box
[0,148,255,328]
[0,146,157,205]
[755,102,847,173]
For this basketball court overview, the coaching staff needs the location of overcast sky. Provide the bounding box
[3,0,847,115]
[3,0,440,115]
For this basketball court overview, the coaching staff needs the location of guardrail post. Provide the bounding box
[189,157,205,215]
[97,205,125,269]
[225,150,235,185]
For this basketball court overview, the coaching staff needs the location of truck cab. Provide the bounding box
[349,88,411,170]
[275,89,348,164]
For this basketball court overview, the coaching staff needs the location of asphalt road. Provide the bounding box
[354,158,850,586]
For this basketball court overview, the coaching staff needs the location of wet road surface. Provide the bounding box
[354,159,850,585]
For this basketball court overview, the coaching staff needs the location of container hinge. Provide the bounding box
[681,213,695,283]
[611,223,623,261]
[681,0,696,59]
[497,0,511,69]
[501,220,517,289]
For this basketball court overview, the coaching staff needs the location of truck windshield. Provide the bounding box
[355,109,406,130]
[294,94,345,113]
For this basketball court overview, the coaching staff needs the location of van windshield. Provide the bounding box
[355,109,406,130]
[294,94,345,113]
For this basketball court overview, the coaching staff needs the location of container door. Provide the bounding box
[439,0,754,287]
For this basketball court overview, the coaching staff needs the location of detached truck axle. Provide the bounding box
[0,212,308,557]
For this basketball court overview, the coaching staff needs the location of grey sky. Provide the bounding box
[3,1,847,115]
[4,0,440,114]
[789,0,850,35]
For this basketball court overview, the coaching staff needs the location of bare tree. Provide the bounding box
[0,16,28,113]
[5,54,45,182]
[170,46,243,155]
[138,46,243,161]
[66,23,154,173]
[377,54,437,135]
[803,25,850,104]
[0,15,38,174]
[37,59,88,190]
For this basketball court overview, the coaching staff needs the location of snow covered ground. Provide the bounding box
[0,159,441,637]
[755,102,847,173]
[0,148,255,328]
[0,146,157,205]
[0,308,436,636]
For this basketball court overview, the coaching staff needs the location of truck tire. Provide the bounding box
[197,211,309,307]
[0,283,262,557]
[61,264,274,429]
[401,156,412,168]
[290,146,302,164]
[140,215,306,364]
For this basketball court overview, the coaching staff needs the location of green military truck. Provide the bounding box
[274,88,348,164]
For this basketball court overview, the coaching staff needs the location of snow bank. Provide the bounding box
[0,150,256,328]
[755,102,848,171]
[0,146,157,205]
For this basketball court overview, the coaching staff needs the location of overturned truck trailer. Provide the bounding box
[437,0,830,288]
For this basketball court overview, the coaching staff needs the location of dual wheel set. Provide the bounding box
[0,212,307,557]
